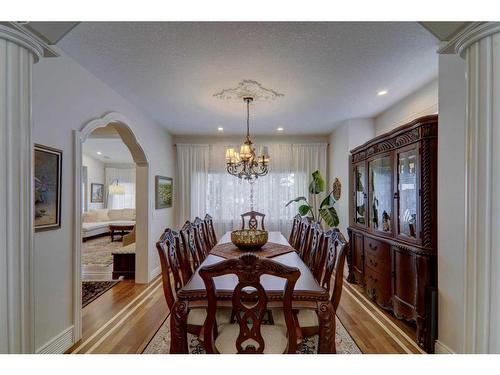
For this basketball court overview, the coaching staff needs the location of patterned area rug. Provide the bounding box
[82,236,122,266]
[82,281,119,307]
[143,315,362,354]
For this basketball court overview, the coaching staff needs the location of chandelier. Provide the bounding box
[225,97,270,183]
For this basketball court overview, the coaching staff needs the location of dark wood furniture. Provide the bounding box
[288,214,302,249]
[199,253,300,353]
[169,231,336,354]
[204,214,218,248]
[273,229,349,339]
[112,249,135,280]
[347,115,438,352]
[180,221,205,275]
[193,217,211,256]
[109,224,134,242]
[240,210,266,230]
[156,228,232,336]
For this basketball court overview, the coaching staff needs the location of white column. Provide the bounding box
[0,25,43,353]
[454,22,500,353]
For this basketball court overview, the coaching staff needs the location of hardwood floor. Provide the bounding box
[68,276,167,354]
[68,274,426,354]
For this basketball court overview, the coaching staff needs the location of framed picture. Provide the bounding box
[34,144,62,232]
[91,183,104,203]
[155,176,173,209]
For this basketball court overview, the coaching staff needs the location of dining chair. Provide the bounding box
[296,218,311,260]
[272,230,348,346]
[288,214,302,250]
[303,222,324,273]
[180,221,205,274]
[156,228,231,336]
[199,253,300,354]
[204,214,218,248]
[240,211,266,231]
[194,217,212,255]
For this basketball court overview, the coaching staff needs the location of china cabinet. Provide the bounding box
[347,115,438,352]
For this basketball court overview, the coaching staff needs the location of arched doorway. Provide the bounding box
[73,112,151,341]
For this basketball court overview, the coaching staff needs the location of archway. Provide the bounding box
[73,112,151,341]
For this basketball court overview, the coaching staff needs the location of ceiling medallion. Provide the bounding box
[213,79,284,102]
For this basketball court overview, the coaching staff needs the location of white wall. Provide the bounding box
[82,153,105,210]
[328,118,375,236]
[32,50,175,352]
[374,79,438,135]
[435,54,466,354]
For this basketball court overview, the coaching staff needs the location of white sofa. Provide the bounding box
[82,208,136,240]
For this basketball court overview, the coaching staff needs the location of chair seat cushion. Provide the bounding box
[112,243,136,255]
[215,324,288,354]
[272,308,319,329]
[187,307,232,327]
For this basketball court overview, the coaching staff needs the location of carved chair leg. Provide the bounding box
[317,302,336,354]
[170,300,189,354]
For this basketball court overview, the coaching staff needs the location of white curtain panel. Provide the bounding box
[176,144,209,225]
[105,167,136,209]
[176,143,327,238]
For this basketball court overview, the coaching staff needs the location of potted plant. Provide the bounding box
[286,170,342,228]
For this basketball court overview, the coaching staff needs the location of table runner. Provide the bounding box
[210,241,296,259]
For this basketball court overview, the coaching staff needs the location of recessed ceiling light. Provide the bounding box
[277,127,284,132]
[217,127,224,132]
[377,90,388,96]
[97,151,102,155]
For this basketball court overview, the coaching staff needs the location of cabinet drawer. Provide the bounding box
[365,250,390,274]
[365,267,391,308]
[364,237,390,264]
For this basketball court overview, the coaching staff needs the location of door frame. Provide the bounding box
[73,112,151,342]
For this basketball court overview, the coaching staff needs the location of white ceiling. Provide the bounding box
[83,138,134,164]
[58,22,438,135]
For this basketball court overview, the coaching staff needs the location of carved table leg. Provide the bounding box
[170,300,189,354]
[317,301,336,354]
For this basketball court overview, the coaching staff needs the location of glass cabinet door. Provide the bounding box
[397,148,418,240]
[369,155,393,233]
[354,163,367,226]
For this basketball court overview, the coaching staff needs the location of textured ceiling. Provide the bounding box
[83,138,134,164]
[59,22,438,135]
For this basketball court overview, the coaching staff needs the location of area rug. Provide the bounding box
[143,315,362,354]
[82,237,122,266]
[82,281,119,307]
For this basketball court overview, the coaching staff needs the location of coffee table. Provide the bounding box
[109,224,134,242]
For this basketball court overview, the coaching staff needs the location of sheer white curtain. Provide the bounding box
[105,167,136,209]
[176,144,209,225]
[176,143,327,237]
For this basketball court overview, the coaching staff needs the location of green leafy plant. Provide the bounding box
[286,170,342,228]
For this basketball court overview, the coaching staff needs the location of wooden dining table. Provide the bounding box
[169,231,336,353]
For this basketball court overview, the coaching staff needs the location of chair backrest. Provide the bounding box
[194,217,211,257]
[304,222,324,274]
[204,214,218,248]
[180,221,204,273]
[240,211,266,230]
[320,229,349,311]
[297,218,311,259]
[199,253,300,354]
[288,214,302,249]
[156,228,187,311]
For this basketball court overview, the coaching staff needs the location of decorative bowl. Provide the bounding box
[231,229,268,251]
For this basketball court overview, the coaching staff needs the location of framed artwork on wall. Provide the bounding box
[155,176,173,209]
[34,144,62,232]
[91,183,104,203]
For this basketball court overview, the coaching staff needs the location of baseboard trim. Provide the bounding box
[149,265,161,281]
[434,340,455,354]
[36,325,74,354]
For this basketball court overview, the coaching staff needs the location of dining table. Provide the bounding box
[169,231,336,353]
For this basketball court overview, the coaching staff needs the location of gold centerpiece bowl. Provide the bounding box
[231,229,268,251]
